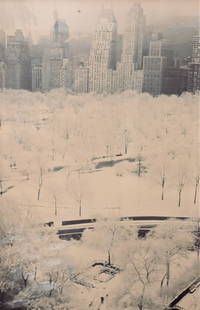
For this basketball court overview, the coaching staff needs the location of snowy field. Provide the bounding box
[0,89,199,224]
[0,90,200,310]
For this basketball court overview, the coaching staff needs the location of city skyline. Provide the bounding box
[0,0,198,42]
[0,1,199,95]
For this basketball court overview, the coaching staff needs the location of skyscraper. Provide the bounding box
[143,56,167,96]
[5,30,31,90]
[0,30,6,61]
[0,30,6,91]
[89,8,118,93]
[42,19,70,91]
[60,58,73,90]
[31,56,42,92]
[74,62,89,93]
[52,19,69,58]
[149,33,173,65]
[0,61,6,91]
[121,2,145,69]
[115,1,145,91]
[187,34,200,93]
[143,33,169,96]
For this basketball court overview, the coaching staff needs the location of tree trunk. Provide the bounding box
[138,285,145,310]
[194,182,199,204]
[34,266,37,281]
[79,200,82,217]
[161,175,165,200]
[54,195,57,216]
[178,190,182,207]
[138,160,141,177]
[106,145,109,156]
[108,250,111,265]
[124,130,128,155]
[0,180,2,195]
[37,168,43,201]
[37,188,41,201]
[161,187,164,201]
[21,273,29,288]
[49,288,54,297]
[125,143,127,155]
[166,261,170,287]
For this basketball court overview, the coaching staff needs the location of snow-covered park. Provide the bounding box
[0,90,199,221]
[0,90,199,309]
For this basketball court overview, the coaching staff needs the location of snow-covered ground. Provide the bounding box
[0,90,199,225]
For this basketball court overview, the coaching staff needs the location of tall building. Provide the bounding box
[115,1,145,92]
[60,58,73,90]
[0,30,6,91]
[0,61,6,90]
[143,56,167,96]
[74,62,89,93]
[31,56,42,92]
[42,19,70,91]
[0,30,6,61]
[163,66,188,95]
[149,33,173,65]
[187,34,200,93]
[32,64,42,92]
[52,19,69,58]
[121,2,145,69]
[89,8,118,93]
[5,29,31,90]
[143,33,171,96]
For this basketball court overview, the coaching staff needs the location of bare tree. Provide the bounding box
[0,178,3,195]
[105,144,110,157]
[50,139,56,161]
[160,167,166,201]
[124,129,128,155]
[131,262,146,310]
[53,195,57,217]
[21,270,29,288]
[68,170,84,217]
[37,168,43,201]
[194,175,200,205]
[154,221,193,302]
[107,225,116,265]
[123,129,131,155]
[135,155,143,177]
[72,190,83,217]
[47,271,59,297]
[177,173,185,207]
[128,242,158,310]
[191,218,200,268]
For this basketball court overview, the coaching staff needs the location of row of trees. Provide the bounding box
[0,90,199,218]
[0,208,199,310]
[82,217,200,310]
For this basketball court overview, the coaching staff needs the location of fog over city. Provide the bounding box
[0,0,200,310]
[0,0,198,40]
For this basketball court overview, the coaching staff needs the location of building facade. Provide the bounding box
[114,2,145,92]
[163,66,188,95]
[5,30,31,90]
[187,35,200,93]
[143,33,173,96]
[89,8,118,93]
[60,58,73,90]
[143,56,167,96]
[0,61,6,90]
[42,19,70,91]
[0,30,6,61]
[32,63,42,91]
[74,62,89,93]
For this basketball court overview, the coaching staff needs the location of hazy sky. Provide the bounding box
[0,0,198,41]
